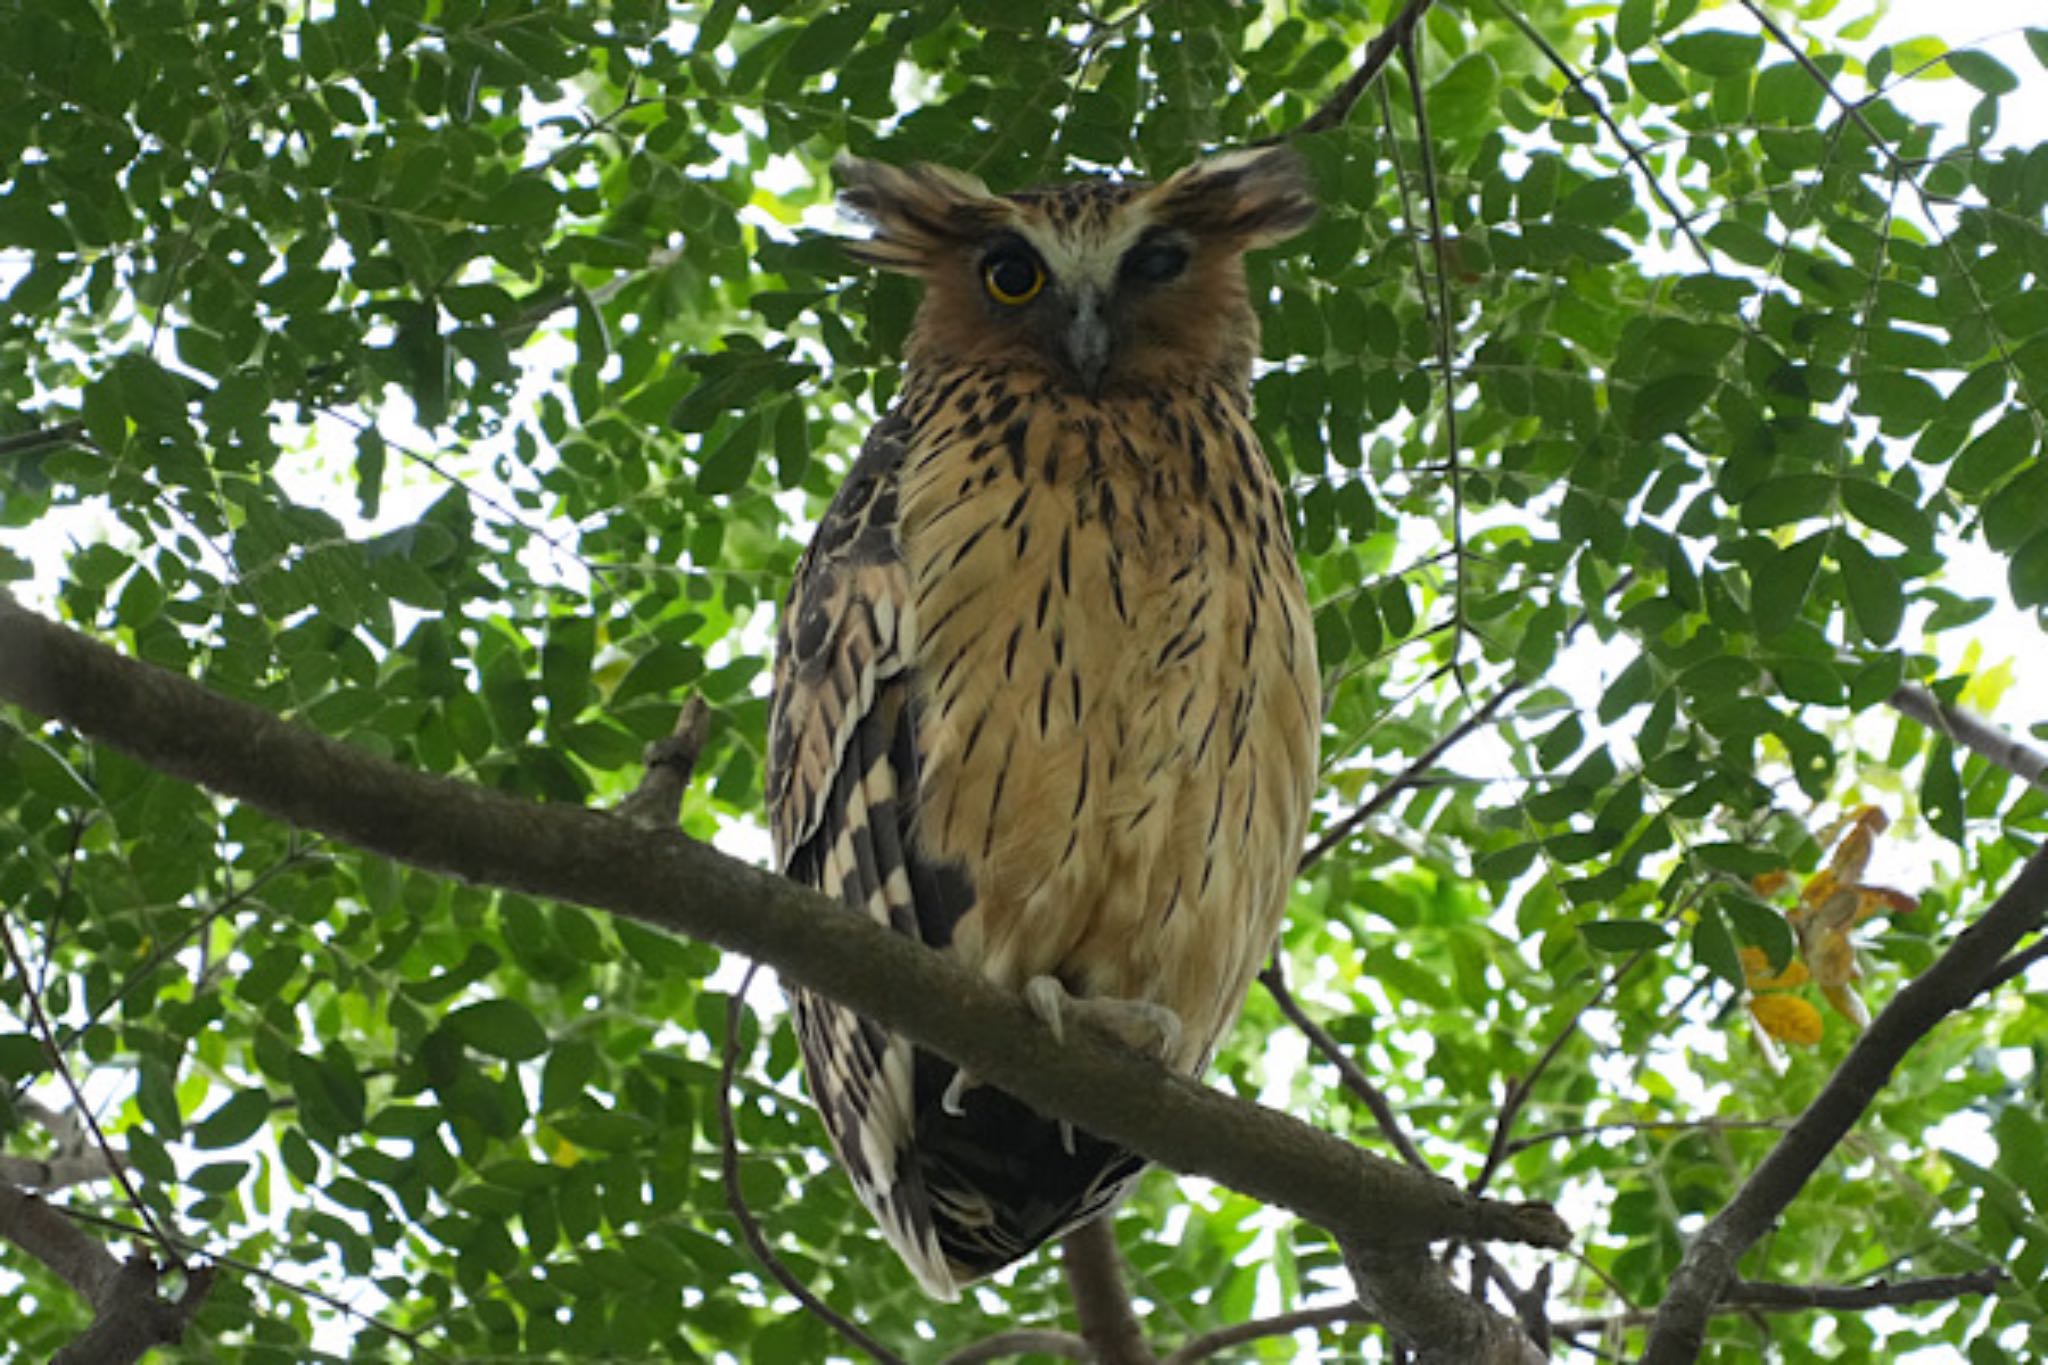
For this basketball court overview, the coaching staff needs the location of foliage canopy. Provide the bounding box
[2,0,2047,1360]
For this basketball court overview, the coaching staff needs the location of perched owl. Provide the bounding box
[766,146,1321,1298]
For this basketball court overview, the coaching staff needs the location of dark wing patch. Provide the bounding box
[770,404,1143,1295]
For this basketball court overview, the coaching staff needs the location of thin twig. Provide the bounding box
[1160,1301,1364,1365]
[1555,1268,2006,1334]
[1398,25,1466,682]
[1299,681,1521,872]
[1470,946,1657,1196]
[1977,936,2048,997]
[1504,1115,1789,1159]
[1487,0,1710,265]
[1062,1217,1156,1364]
[0,422,88,458]
[719,965,907,1365]
[0,917,181,1267]
[1264,0,1438,144]
[1258,956,1430,1171]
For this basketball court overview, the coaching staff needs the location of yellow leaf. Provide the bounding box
[1750,994,1824,1045]
[1740,945,1809,991]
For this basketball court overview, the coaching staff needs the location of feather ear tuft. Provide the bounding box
[835,155,1011,272]
[1151,145,1317,249]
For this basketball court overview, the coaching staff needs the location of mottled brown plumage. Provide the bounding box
[767,147,1320,1298]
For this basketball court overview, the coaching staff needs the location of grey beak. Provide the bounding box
[1064,289,1111,395]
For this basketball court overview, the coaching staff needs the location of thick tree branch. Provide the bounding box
[0,1188,215,1365]
[1063,1218,1156,1365]
[1345,1244,1545,1365]
[0,596,1569,1265]
[1887,684,2048,793]
[1641,842,2048,1362]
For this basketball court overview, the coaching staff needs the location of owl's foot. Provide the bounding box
[1023,977,1184,1062]
[941,1068,976,1117]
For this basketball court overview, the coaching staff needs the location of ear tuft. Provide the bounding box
[1151,145,1317,249]
[835,155,1009,273]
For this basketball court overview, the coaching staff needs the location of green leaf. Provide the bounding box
[1582,920,1671,952]
[1921,738,1964,843]
[781,5,874,77]
[1692,905,1743,988]
[1664,30,1764,77]
[1617,0,1657,51]
[696,413,762,496]
[193,1090,273,1149]
[1836,535,1904,646]
[1949,412,2035,497]
[1945,49,2017,95]
[447,999,551,1061]
[2028,29,2048,71]
[2011,528,2048,608]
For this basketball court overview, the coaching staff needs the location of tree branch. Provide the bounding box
[1887,684,2048,793]
[0,1188,215,1365]
[718,966,904,1364]
[1063,1218,1156,1365]
[1554,1269,2006,1335]
[1159,1301,1363,1365]
[0,595,1569,1267]
[1641,842,2048,1361]
[1265,0,1437,144]
[1259,956,1430,1171]
[939,1330,1092,1364]
[1345,1244,1545,1365]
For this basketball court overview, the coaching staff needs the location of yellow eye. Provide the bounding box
[983,250,1045,306]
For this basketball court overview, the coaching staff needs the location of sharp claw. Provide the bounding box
[1058,1119,1076,1156]
[942,1069,974,1117]
[1025,976,1068,1045]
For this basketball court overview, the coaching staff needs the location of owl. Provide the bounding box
[765,146,1321,1298]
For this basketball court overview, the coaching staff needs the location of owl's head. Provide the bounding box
[836,147,1315,397]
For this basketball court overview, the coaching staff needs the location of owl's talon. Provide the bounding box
[942,1069,976,1117]
[1024,975,1184,1064]
[1058,1120,1076,1156]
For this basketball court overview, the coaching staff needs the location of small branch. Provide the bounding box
[1299,680,1520,873]
[939,1331,1092,1364]
[0,592,1572,1262]
[1722,1270,2005,1312]
[1063,1218,1156,1364]
[1554,1269,2006,1335]
[1887,684,2048,793]
[1487,0,1710,266]
[1259,957,1429,1172]
[1978,936,2048,996]
[718,965,905,1365]
[1266,0,1438,144]
[615,695,712,830]
[1641,843,2048,1362]
[0,915,181,1266]
[1504,1116,1788,1159]
[1471,945,1655,1196]
[0,421,88,458]
[1160,1302,1364,1365]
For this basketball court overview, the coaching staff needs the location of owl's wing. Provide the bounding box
[766,409,976,1299]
